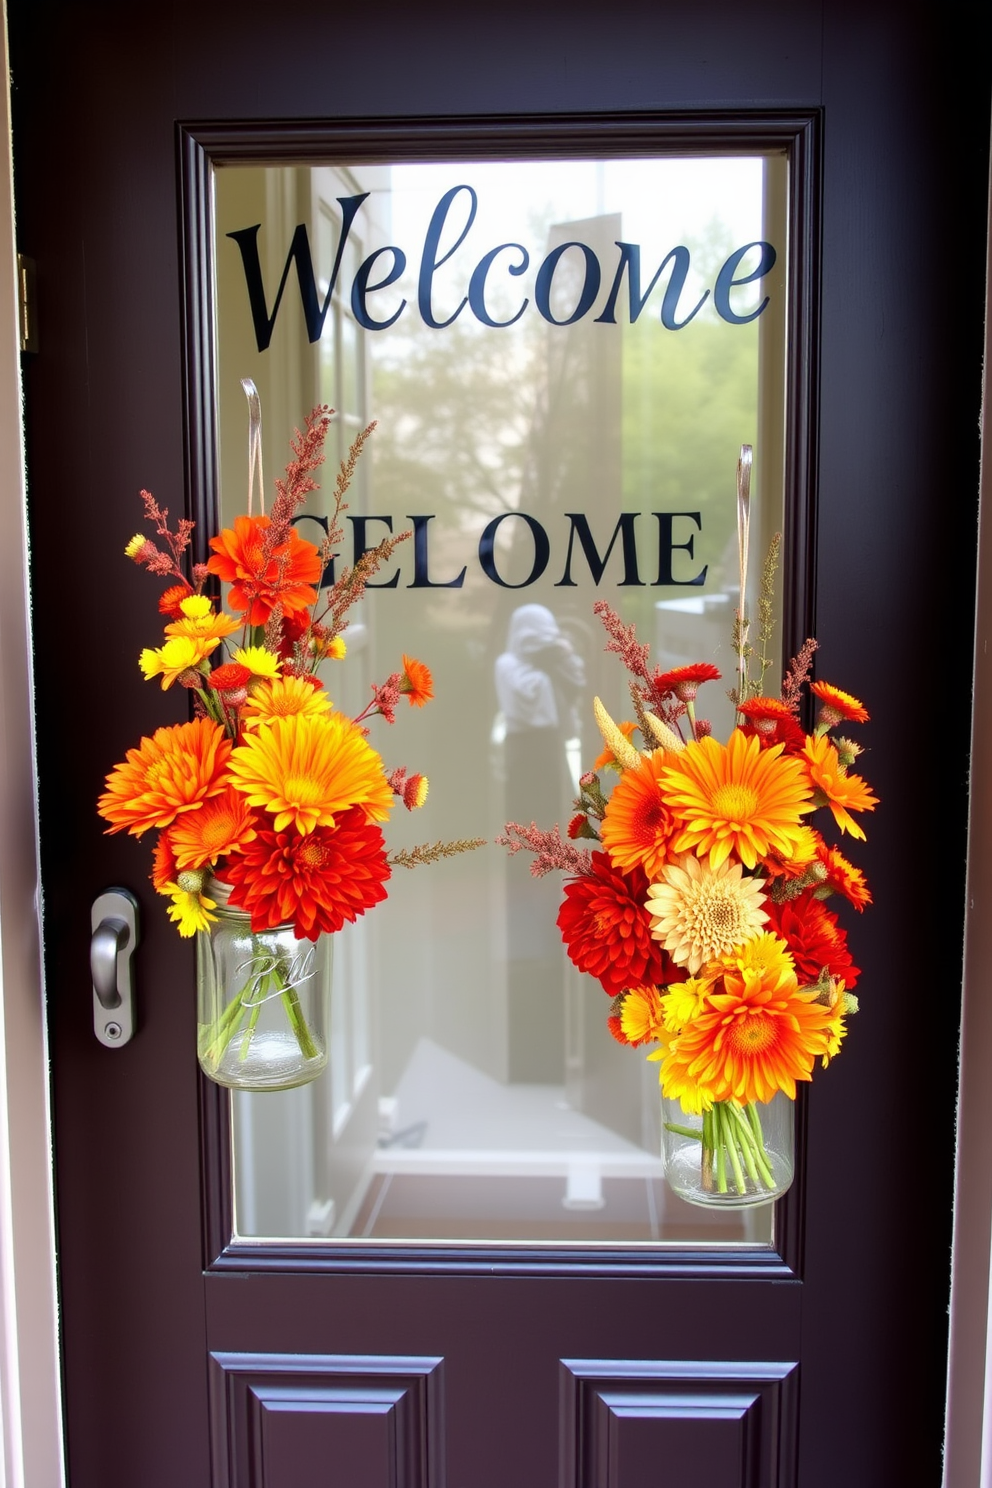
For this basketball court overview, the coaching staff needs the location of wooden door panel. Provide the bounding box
[560,1359,797,1488]
[205,1274,801,1486]
[210,1353,445,1488]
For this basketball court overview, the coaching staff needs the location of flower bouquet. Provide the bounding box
[501,449,875,1206]
[98,393,481,1091]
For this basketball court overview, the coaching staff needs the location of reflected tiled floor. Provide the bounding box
[351,1172,757,1243]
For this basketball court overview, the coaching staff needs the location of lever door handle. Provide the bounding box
[90,890,139,1047]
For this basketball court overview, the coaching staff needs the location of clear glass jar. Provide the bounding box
[196,881,329,1092]
[661,1091,794,1208]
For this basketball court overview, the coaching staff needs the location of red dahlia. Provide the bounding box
[223,805,390,940]
[766,889,860,990]
[556,851,665,997]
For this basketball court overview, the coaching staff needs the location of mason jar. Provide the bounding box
[661,1090,794,1208]
[196,880,329,1092]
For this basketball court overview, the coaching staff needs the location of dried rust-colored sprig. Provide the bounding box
[497,822,593,878]
[781,636,820,712]
[319,529,412,641]
[389,838,486,870]
[755,532,782,693]
[593,600,653,687]
[137,490,196,584]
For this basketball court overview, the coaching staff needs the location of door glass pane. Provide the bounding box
[213,153,789,1245]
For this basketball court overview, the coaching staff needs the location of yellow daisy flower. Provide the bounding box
[232,645,282,680]
[139,634,216,688]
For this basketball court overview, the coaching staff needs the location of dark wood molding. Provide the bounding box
[209,1351,446,1488]
[560,1357,800,1488]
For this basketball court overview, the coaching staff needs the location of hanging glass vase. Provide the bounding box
[661,1090,794,1208]
[196,880,329,1092]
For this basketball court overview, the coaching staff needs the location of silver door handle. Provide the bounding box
[90,889,139,1047]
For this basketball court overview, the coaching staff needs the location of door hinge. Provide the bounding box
[17,254,38,354]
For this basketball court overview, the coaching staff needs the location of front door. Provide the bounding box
[10,4,989,1485]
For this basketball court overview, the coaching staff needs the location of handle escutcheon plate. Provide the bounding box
[90,889,139,1048]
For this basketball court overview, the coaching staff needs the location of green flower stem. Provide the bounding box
[278,982,319,1062]
[239,997,263,1062]
[682,1100,778,1198]
[701,1109,714,1191]
[725,1102,760,1185]
[745,1101,777,1189]
[714,1108,728,1193]
[720,1104,747,1196]
[200,987,250,1066]
[664,1122,703,1141]
[199,936,319,1072]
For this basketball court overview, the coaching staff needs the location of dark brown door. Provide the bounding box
[9,3,989,1485]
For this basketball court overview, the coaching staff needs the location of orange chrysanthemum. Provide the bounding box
[600,749,679,879]
[168,787,259,870]
[816,843,872,910]
[810,681,869,725]
[400,655,434,707]
[659,932,835,1104]
[158,583,192,619]
[593,719,639,772]
[660,729,813,871]
[98,718,231,837]
[241,674,333,731]
[801,733,878,840]
[209,662,252,693]
[207,514,321,625]
[226,712,393,835]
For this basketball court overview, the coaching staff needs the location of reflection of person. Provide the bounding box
[495,605,586,1081]
[495,604,585,827]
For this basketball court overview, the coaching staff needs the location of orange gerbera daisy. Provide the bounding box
[400,655,434,707]
[207,514,321,625]
[659,932,835,1104]
[801,734,878,840]
[816,843,872,910]
[168,787,259,870]
[810,681,869,726]
[241,674,333,731]
[226,712,393,835]
[593,719,639,772]
[660,729,813,870]
[98,718,231,837]
[151,830,177,890]
[600,749,679,879]
[654,662,721,701]
[758,823,822,881]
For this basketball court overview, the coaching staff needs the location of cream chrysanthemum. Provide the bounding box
[646,855,768,974]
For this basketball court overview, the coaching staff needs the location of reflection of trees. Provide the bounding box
[372,317,536,525]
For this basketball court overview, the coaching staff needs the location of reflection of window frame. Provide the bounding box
[313,168,369,471]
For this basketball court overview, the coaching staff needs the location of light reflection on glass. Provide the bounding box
[216,154,788,1246]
